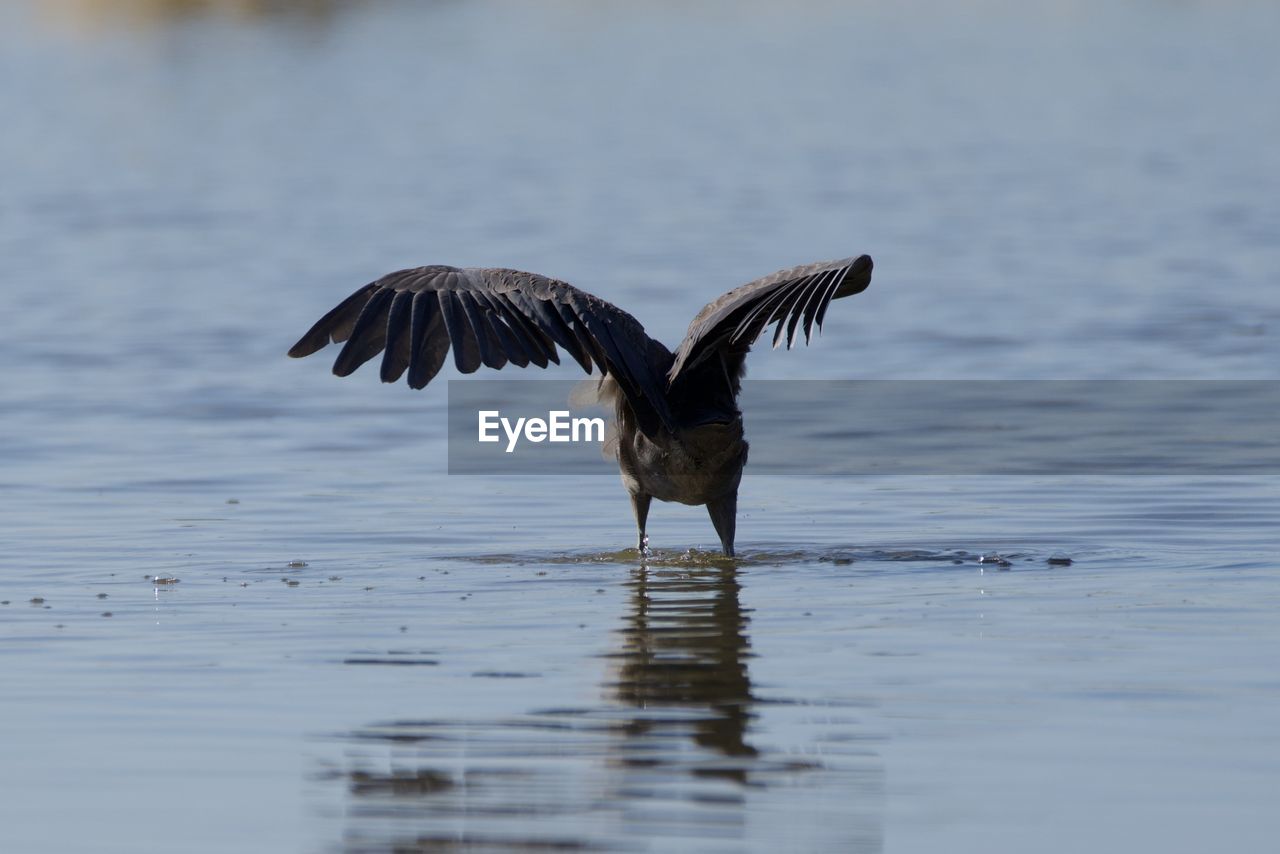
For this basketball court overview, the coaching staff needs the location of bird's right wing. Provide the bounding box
[667,255,873,384]
[288,265,676,434]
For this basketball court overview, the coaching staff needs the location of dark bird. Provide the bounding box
[288,254,873,556]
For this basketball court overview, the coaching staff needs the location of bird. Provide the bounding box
[288,254,873,556]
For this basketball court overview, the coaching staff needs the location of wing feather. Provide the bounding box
[491,293,556,368]
[407,290,449,389]
[505,289,589,371]
[379,289,415,383]
[457,290,508,370]
[332,287,394,377]
[472,291,536,368]
[287,283,378,358]
[805,266,846,342]
[788,268,839,349]
[437,289,482,374]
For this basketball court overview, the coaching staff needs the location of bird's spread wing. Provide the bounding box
[667,255,873,384]
[288,266,676,434]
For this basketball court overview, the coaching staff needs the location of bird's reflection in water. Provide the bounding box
[606,565,759,783]
[332,564,880,852]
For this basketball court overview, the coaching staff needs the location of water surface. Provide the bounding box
[2,1,1279,852]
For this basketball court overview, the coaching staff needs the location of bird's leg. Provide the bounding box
[706,490,738,557]
[631,492,652,553]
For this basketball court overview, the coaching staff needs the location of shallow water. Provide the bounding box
[3,1,1280,852]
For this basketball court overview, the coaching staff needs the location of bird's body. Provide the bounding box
[289,254,873,555]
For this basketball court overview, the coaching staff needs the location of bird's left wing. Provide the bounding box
[667,255,873,384]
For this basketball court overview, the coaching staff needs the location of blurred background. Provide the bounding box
[2,2,1278,852]
[6,0,1278,383]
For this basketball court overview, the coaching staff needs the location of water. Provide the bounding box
[2,1,1279,851]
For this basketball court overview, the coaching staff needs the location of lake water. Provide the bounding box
[2,1,1279,852]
